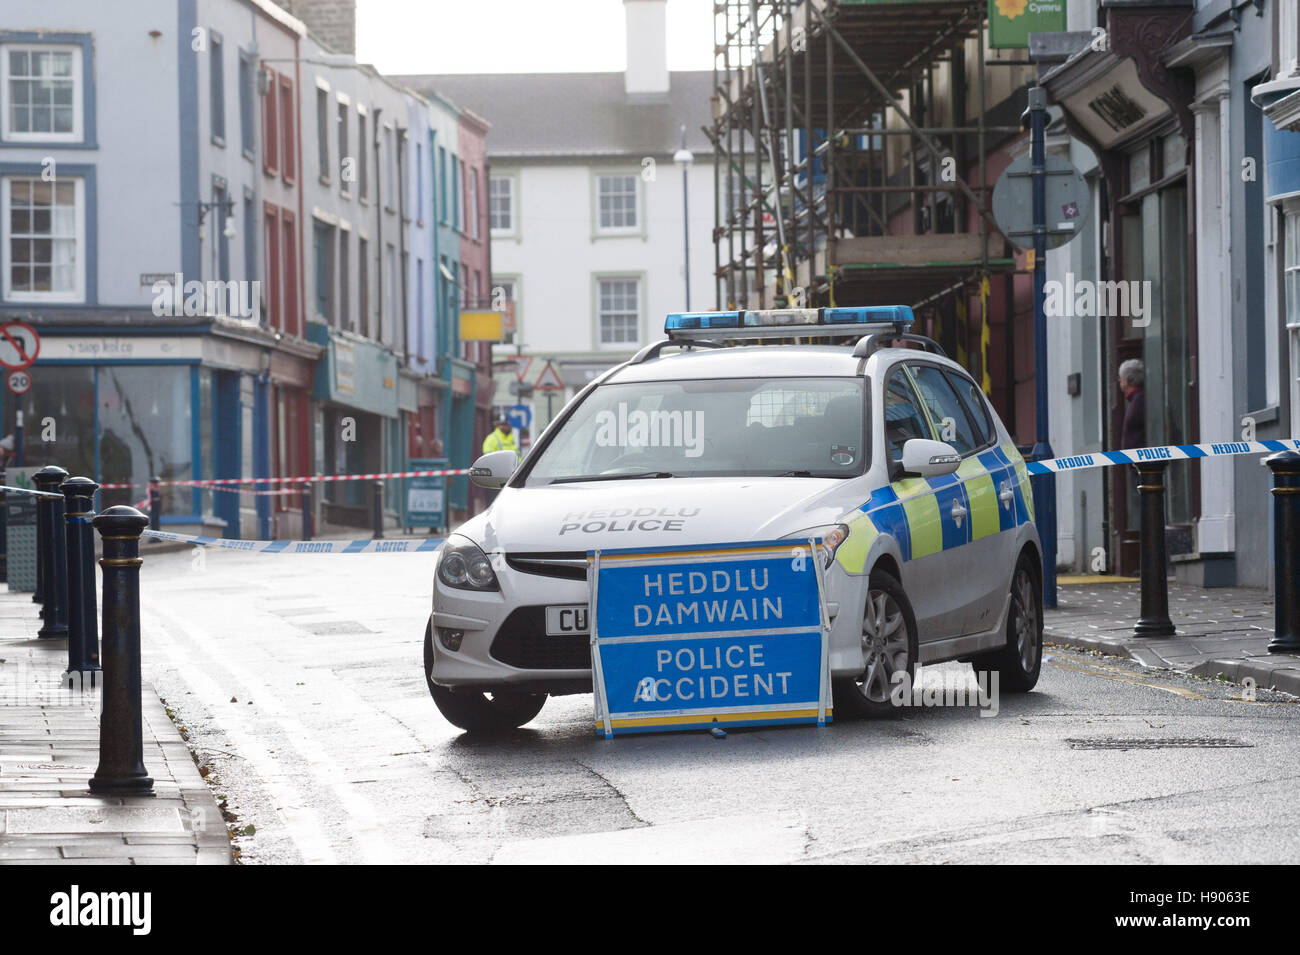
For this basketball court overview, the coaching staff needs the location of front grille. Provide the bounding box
[490,606,591,670]
[505,552,588,581]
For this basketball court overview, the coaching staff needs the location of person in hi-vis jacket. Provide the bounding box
[481,415,518,506]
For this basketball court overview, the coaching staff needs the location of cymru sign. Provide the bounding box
[989,0,1066,50]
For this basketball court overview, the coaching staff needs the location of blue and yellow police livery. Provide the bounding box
[425,306,1043,732]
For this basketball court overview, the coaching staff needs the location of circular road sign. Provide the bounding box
[0,321,40,371]
[992,153,1090,251]
[7,370,31,395]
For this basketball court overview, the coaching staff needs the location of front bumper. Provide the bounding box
[429,552,869,693]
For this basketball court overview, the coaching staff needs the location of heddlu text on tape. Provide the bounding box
[1024,439,1300,475]
[589,540,831,738]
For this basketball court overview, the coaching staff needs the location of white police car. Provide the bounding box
[424,307,1043,732]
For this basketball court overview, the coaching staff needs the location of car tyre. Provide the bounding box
[834,569,918,719]
[972,554,1042,693]
[424,619,547,732]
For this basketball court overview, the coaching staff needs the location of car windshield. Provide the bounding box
[522,377,869,486]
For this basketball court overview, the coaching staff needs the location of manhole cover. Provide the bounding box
[1066,737,1252,750]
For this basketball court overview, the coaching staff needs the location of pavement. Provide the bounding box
[0,584,233,864]
[1045,577,1300,696]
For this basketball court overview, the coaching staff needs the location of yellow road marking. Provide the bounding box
[1057,575,1139,585]
[1046,657,1205,700]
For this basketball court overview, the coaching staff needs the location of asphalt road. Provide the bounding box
[137,545,1300,865]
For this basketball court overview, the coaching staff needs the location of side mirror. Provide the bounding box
[899,438,961,478]
[469,450,519,489]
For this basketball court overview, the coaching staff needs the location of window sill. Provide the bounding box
[3,293,84,305]
[211,134,226,149]
[0,137,97,149]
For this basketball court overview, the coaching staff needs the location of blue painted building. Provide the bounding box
[0,0,315,539]
[0,0,488,537]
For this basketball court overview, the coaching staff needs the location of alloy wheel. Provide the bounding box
[1012,566,1040,673]
[858,588,909,703]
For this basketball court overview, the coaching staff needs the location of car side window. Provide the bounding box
[884,367,934,460]
[944,370,995,448]
[909,364,978,455]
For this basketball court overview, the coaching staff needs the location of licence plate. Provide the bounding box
[545,605,589,636]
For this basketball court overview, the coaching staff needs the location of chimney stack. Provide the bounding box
[279,0,356,55]
[624,0,669,100]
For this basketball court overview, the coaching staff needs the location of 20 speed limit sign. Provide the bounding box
[7,370,31,395]
[0,322,39,371]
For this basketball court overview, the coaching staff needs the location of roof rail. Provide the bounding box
[628,338,725,365]
[852,332,948,360]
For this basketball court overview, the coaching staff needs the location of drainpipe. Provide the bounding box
[398,125,409,362]
[374,106,383,345]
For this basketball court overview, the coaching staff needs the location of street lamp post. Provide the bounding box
[674,126,694,311]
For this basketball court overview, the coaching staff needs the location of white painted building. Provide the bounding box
[396,0,715,433]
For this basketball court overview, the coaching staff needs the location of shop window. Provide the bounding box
[4,364,94,477]
[97,366,194,515]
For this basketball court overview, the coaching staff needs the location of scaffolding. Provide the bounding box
[709,0,1025,344]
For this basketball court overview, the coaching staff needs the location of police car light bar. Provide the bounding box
[664,306,915,340]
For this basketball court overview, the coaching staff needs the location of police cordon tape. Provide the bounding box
[13,438,1299,499]
[97,466,472,490]
[1022,438,1300,475]
[141,528,445,553]
[0,484,64,499]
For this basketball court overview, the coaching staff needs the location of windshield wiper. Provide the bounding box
[777,470,815,477]
[550,471,675,484]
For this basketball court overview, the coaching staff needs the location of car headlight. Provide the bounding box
[781,523,850,568]
[437,535,500,591]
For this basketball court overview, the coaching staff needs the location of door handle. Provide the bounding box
[999,482,1014,507]
[950,500,968,527]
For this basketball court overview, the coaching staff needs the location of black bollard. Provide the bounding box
[1266,450,1300,653]
[148,476,161,544]
[372,480,384,540]
[61,477,101,686]
[1133,461,1175,637]
[88,506,154,796]
[301,481,312,541]
[32,471,45,607]
[34,466,70,639]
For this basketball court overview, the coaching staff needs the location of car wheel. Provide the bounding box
[834,570,918,718]
[973,555,1042,693]
[423,619,547,732]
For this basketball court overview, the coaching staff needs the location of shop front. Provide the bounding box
[308,322,401,528]
[3,321,278,539]
[1041,2,1197,575]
